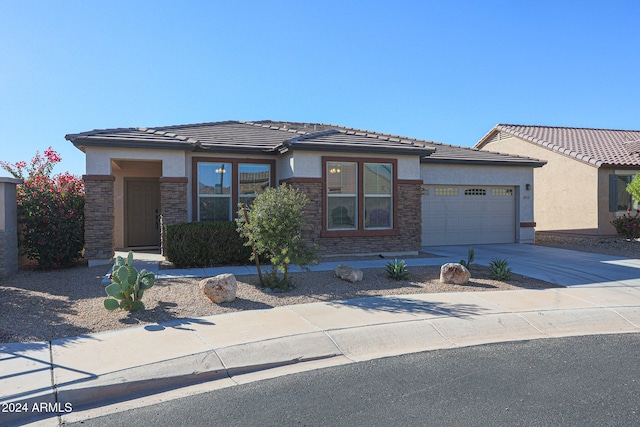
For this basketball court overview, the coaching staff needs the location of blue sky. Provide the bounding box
[2,0,639,177]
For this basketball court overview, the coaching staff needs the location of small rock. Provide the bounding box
[439,263,471,285]
[199,274,237,303]
[335,264,363,283]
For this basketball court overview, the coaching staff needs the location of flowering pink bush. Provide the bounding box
[610,209,640,240]
[1,148,84,269]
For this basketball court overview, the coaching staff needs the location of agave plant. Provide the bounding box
[488,257,512,281]
[386,259,409,281]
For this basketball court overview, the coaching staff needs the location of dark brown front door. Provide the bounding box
[126,180,160,247]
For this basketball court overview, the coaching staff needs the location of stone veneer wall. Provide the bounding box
[287,180,422,255]
[83,175,115,263]
[159,177,188,256]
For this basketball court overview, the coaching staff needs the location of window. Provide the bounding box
[239,164,271,207]
[609,174,636,212]
[492,188,513,196]
[364,163,392,229]
[435,187,458,196]
[464,188,486,196]
[327,161,357,229]
[198,163,232,221]
[194,158,274,221]
[324,157,396,234]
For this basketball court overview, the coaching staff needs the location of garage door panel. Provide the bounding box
[422,185,516,246]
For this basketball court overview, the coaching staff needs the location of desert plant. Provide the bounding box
[235,184,318,289]
[386,259,409,280]
[460,247,475,268]
[0,148,84,269]
[610,210,640,239]
[104,252,155,312]
[488,257,512,281]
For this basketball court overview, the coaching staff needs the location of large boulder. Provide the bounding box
[334,264,363,283]
[199,273,237,303]
[439,263,471,285]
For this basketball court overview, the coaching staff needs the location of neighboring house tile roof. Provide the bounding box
[66,120,545,166]
[475,124,640,168]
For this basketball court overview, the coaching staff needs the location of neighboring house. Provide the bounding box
[475,124,640,235]
[66,120,545,266]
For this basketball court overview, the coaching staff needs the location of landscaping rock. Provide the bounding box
[439,263,471,285]
[335,264,363,283]
[199,273,237,303]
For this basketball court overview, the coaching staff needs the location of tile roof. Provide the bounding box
[66,120,545,166]
[255,121,546,166]
[476,124,640,168]
[66,121,435,156]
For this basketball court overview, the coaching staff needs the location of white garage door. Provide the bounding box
[421,185,516,246]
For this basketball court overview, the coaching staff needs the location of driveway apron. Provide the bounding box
[425,243,640,287]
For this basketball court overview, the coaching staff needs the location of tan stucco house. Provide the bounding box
[66,120,545,266]
[475,124,640,236]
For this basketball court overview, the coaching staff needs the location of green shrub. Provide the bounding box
[610,211,640,239]
[165,221,253,268]
[236,184,318,289]
[386,259,409,280]
[488,258,512,281]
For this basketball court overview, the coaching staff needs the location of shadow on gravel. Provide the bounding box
[0,286,94,343]
[332,296,489,317]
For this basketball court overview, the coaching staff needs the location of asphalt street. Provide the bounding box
[68,334,640,427]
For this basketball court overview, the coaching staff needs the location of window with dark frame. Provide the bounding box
[325,158,395,233]
[195,159,273,221]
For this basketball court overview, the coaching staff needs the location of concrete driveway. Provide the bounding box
[425,244,640,288]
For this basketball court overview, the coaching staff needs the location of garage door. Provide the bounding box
[421,185,516,246]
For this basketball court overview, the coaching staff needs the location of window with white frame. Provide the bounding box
[364,163,392,228]
[327,161,357,229]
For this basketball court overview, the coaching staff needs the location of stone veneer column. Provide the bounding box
[83,175,115,266]
[0,177,22,278]
[396,180,422,252]
[159,177,188,256]
[280,179,323,248]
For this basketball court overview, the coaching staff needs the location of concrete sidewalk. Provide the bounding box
[5,244,640,426]
[2,287,640,426]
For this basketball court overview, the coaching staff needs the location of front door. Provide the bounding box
[126,180,161,247]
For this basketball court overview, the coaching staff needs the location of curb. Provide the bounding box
[2,288,640,426]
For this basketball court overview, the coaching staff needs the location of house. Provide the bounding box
[475,124,640,235]
[66,121,545,266]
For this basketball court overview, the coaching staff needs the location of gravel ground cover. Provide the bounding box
[534,232,640,258]
[1,233,635,344]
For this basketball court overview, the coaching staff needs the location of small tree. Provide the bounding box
[1,148,84,269]
[236,184,317,289]
[627,174,640,205]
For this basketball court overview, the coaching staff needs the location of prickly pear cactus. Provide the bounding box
[104,252,155,312]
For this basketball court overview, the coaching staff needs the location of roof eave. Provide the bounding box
[473,126,502,149]
[421,158,547,168]
[66,137,198,151]
[278,143,435,156]
[195,145,279,155]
